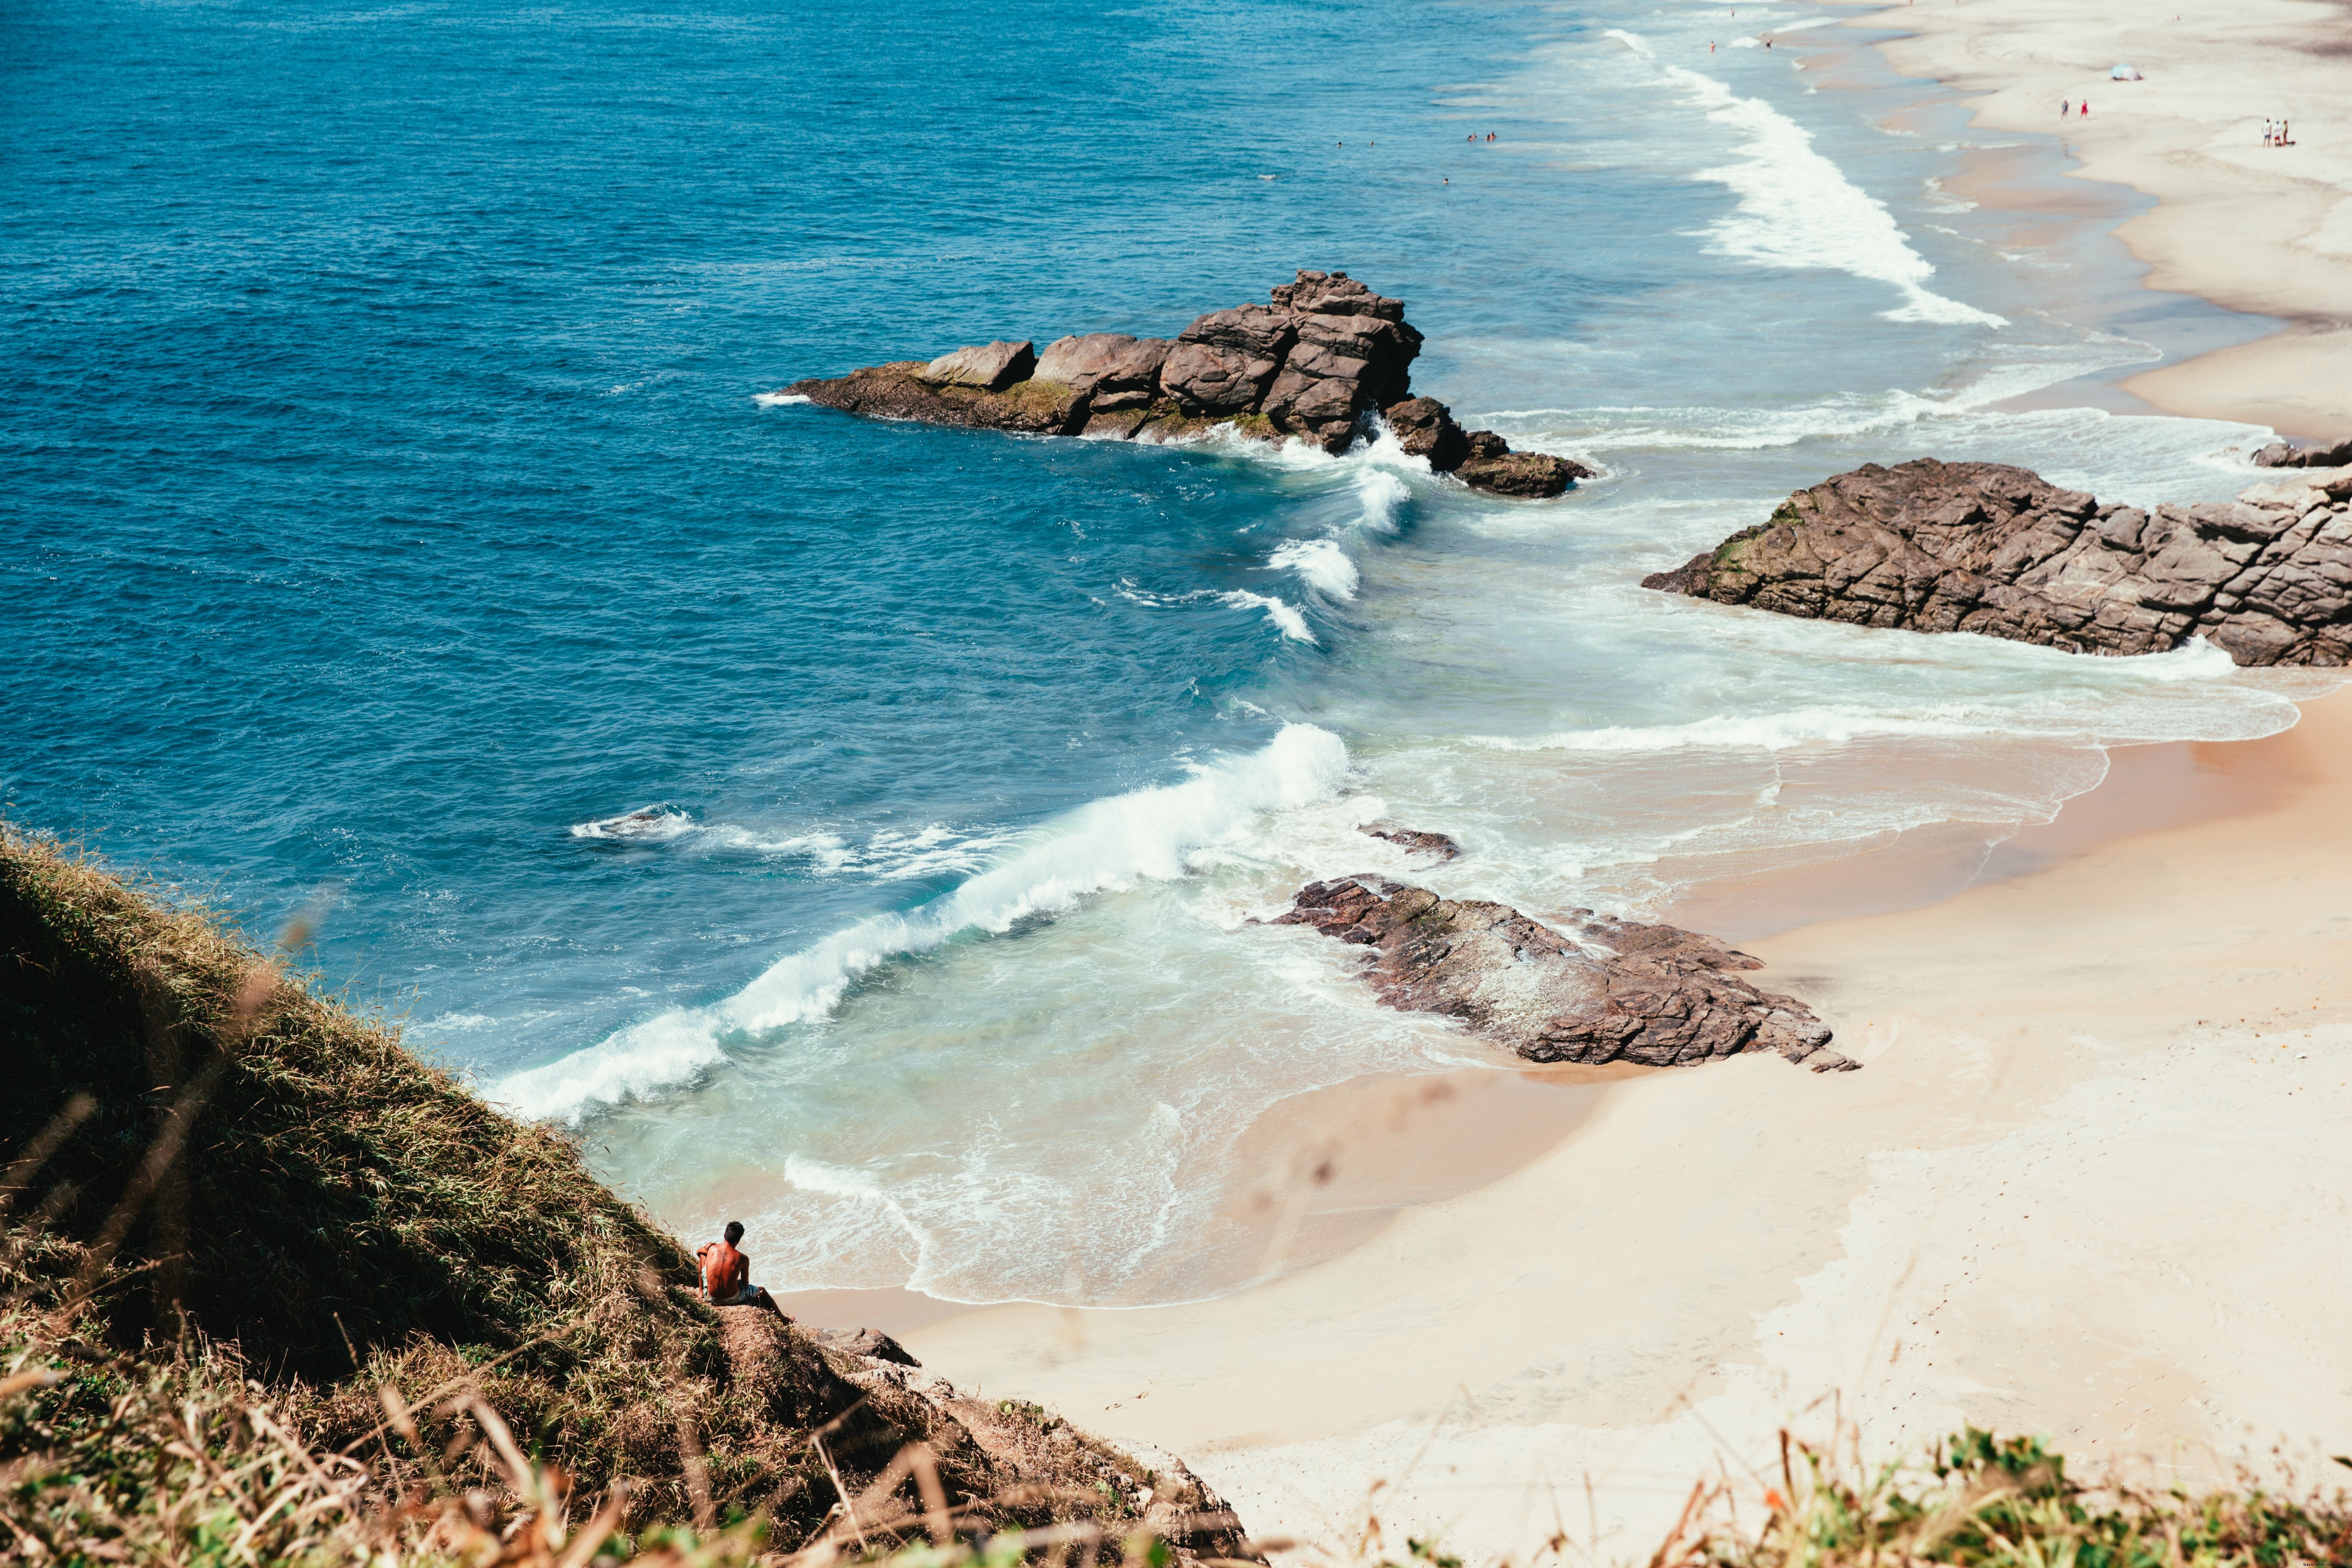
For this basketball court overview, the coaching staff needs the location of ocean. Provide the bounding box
[3,0,2318,1308]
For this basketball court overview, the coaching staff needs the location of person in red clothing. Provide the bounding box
[696,1221,778,1311]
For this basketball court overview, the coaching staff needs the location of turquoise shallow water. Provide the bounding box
[3,0,2316,1303]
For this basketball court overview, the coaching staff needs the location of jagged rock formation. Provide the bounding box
[1643,458,2352,666]
[2254,434,2352,469]
[1360,822,1462,859]
[1272,875,1855,1072]
[781,270,1594,497]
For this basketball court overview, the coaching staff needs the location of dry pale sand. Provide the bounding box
[1828,0,2352,438]
[906,683,2352,1562]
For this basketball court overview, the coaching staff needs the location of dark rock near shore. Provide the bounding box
[1359,822,1462,860]
[1457,449,1592,499]
[1382,396,1472,470]
[2254,435,2352,469]
[779,270,1586,486]
[1274,876,1854,1072]
[1644,456,2352,666]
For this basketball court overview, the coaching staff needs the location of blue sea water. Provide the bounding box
[3,0,2317,1302]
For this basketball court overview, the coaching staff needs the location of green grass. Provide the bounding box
[0,827,1209,1562]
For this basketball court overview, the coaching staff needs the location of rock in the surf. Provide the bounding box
[1381,395,1473,470]
[1457,446,1592,499]
[1643,456,2352,667]
[778,269,1586,488]
[1272,876,1855,1072]
[1359,822,1463,860]
[920,339,1038,392]
[2253,434,2352,469]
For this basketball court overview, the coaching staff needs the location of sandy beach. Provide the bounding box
[1826,0,2352,438]
[878,15,2352,1534]
[814,5,2352,1556]
[899,682,2352,1562]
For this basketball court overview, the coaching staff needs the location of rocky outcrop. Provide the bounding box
[921,340,1037,392]
[1643,457,2352,666]
[781,361,1092,436]
[1272,876,1855,1072]
[2254,435,2352,469]
[1035,333,1170,409]
[781,270,1589,497]
[1360,822,1462,859]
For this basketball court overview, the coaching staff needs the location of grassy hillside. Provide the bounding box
[0,826,1251,1563]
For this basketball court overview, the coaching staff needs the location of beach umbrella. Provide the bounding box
[2110,63,2144,80]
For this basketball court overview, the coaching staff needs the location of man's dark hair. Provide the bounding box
[724,1221,745,1244]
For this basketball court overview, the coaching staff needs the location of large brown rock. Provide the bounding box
[1272,876,1854,1072]
[1382,396,1472,470]
[1179,303,1298,361]
[1644,457,2352,666]
[788,362,1091,435]
[1272,270,1407,322]
[2254,435,2352,469]
[1160,339,1280,414]
[1034,334,1171,410]
[773,269,1575,485]
[1261,367,1364,453]
[1458,448,1589,498]
[919,340,1036,392]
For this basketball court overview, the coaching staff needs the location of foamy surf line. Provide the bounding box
[1660,62,2006,329]
[492,723,1352,1121]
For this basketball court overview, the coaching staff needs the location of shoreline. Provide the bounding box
[868,21,2352,1548]
[781,13,2352,1557]
[895,686,2352,1564]
[1831,0,2352,439]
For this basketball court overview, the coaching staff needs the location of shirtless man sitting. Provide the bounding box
[696,1220,780,1312]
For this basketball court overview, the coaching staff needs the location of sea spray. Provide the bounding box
[493,723,1352,1121]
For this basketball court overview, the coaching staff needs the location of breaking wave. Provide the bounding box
[1665,65,2007,328]
[493,724,1354,1121]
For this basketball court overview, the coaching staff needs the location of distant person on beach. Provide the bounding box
[2280,119,2291,146]
[698,1221,779,1311]
[2079,100,2089,117]
[2061,99,2070,117]
[2264,118,2275,146]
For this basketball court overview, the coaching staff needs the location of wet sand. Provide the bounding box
[890,685,2352,1562]
[1828,0,2352,438]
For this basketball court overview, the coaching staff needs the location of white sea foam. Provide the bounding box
[1469,643,2268,756]
[1473,706,1994,754]
[1221,590,1318,643]
[570,806,695,841]
[1270,539,1361,601]
[1352,465,1410,533]
[1664,65,2006,328]
[753,391,812,407]
[492,724,1354,1121]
